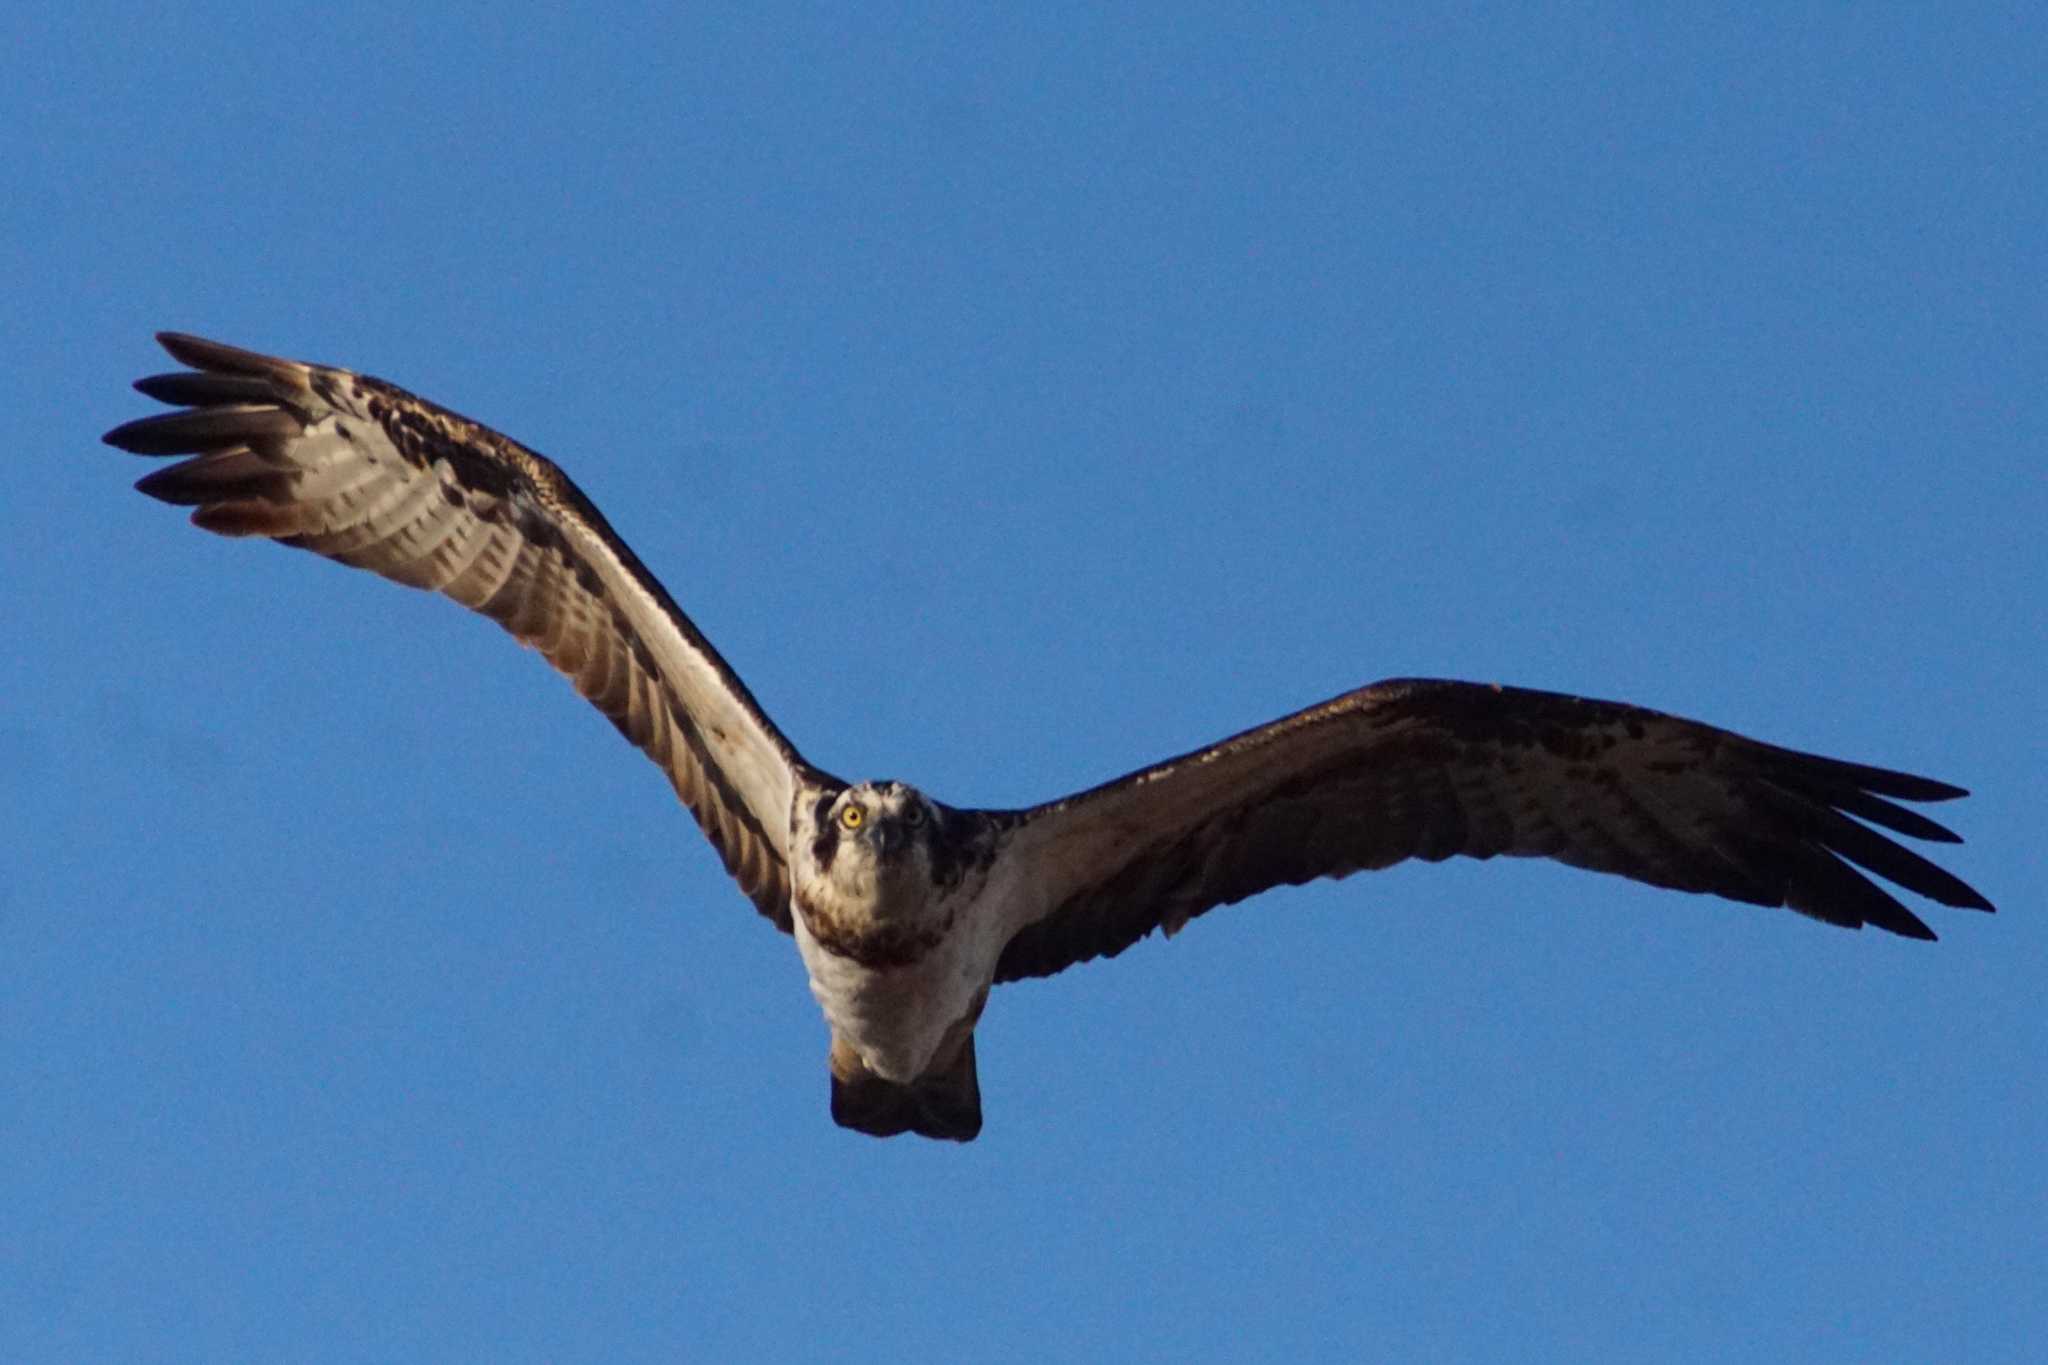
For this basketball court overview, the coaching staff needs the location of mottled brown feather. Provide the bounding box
[105,333,828,928]
[993,680,1991,981]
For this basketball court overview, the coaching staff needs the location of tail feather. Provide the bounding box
[829,1033,982,1142]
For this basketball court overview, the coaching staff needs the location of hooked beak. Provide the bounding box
[866,820,905,859]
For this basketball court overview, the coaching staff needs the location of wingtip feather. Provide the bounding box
[153,331,293,377]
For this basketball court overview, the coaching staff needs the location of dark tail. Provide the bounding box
[829,1032,982,1142]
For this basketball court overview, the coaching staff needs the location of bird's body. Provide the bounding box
[103,332,1995,1141]
[791,783,994,1079]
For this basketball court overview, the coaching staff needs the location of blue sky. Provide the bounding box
[4,5,2043,1361]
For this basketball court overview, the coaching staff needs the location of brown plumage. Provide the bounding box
[107,332,825,928]
[103,332,1995,1142]
[992,680,1991,982]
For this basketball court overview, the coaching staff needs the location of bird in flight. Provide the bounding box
[104,333,1993,1141]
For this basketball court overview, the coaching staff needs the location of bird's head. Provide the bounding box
[802,779,950,919]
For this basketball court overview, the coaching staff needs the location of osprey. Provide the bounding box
[104,333,1994,1142]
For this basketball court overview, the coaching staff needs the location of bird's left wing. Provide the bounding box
[990,678,1992,981]
[104,332,830,926]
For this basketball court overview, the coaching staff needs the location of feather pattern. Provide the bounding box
[992,679,1992,981]
[102,334,1994,1142]
[104,332,829,926]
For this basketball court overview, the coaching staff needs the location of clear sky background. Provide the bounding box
[4,5,2043,1361]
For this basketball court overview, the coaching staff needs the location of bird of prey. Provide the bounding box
[103,332,1994,1142]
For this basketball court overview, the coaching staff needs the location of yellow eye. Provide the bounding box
[839,805,864,831]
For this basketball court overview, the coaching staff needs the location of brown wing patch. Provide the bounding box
[993,679,1991,981]
[106,332,826,928]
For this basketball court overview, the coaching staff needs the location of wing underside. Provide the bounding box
[993,679,1992,980]
[104,332,827,925]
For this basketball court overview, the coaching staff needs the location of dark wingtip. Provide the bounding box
[1833,763,1969,804]
[134,370,281,408]
[102,415,164,453]
[154,331,213,367]
[152,331,286,377]
[133,464,190,503]
[1912,779,1969,802]
[1954,887,1997,915]
[100,406,298,457]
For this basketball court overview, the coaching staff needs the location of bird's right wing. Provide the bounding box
[104,332,831,927]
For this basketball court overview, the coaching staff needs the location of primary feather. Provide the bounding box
[104,333,1994,1142]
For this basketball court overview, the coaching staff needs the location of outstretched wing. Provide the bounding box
[992,678,1992,981]
[104,332,830,927]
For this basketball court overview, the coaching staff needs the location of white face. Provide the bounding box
[807,780,941,919]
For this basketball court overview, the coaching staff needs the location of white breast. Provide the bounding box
[794,913,986,1081]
